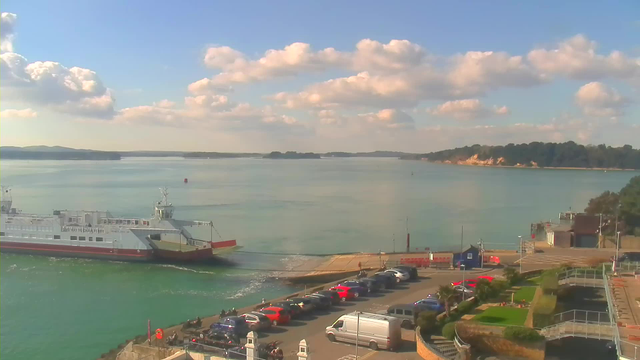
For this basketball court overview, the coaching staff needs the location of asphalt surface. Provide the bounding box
[248,269,500,360]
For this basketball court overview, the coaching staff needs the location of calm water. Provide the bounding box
[0,157,636,360]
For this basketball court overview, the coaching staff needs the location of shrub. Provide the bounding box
[416,311,438,334]
[540,273,558,295]
[442,322,457,340]
[503,268,520,286]
[503,326,545,342]
[490,279,508,293]
[456,300,474,314]
[532,294,557,327]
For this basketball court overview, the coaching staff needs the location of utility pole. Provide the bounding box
[393,233,396,253]
[461,264,466,301]
[459,225,464,268]
[478,238,484,269]
[599,213,603,236]
[518,236,523,273]
[616,231,621,267]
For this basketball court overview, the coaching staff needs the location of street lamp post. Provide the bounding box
[478,238,484,269]
[518,236,523,273]
[355,311,360,359]
[461,264,466,301]
[616,231,621,267]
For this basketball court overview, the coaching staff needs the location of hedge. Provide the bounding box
[532,294,557,327]
[417,311,438,334]
[442,322,457,340]
[503,326,545,342]
[540,273,558,295]
[456,301,474,314]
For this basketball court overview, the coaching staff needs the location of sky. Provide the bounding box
[0,1,639,152]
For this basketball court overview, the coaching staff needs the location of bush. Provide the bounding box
[540,273,558,295]
[503,268,521,286]
[442,322,457,340]
[585,257,609,268]
[532,294,557,327]
[416,311,438,334]
[490,279,508,293]
[456,300,474,314]
[503,326,545,342]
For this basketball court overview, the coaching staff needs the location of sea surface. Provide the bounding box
[0,157,636,360]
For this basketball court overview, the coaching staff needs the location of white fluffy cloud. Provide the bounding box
[0,13,115,118]
[0,12,17,53]
[0,108,37,118]
[358,109,415,129]
[428,99,510,120]
[528,35,640,83]
[575,82,629,117]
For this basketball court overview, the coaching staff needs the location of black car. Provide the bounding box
[391,266,419,280]
[360,277,385,292]
[271,301,302,318]
[314,290,341,305]
[287,297,316,313]
[372,273,397,289]
[210,316,249,338]
[305,294,331,309]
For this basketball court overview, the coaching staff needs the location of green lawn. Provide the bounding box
[473,307,529,326]
[514,286,536,302]
[520,276,542,286]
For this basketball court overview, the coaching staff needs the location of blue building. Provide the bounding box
[452,245,481,269]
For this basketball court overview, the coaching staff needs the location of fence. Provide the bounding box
[553,309,610,324]
[557,268,604,287]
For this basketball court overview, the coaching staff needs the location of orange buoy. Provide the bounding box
[155,328,164,339]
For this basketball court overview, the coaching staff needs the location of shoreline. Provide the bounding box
[417,160,640,171]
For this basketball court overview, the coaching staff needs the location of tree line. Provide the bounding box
[585,176,640,236]
[403,141,640,169]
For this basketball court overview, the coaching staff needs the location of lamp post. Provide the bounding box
[355,311,361,359]
[518,236,523,273]
[616,231,621,268]
[478,238,484,269]
[461,264,466,301]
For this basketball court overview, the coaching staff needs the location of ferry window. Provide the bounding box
[89,237,93,241]
[135,220,139,225]
[71,236,77,240]
[96,237,104,242]
[54,235,60,240]
[79,236,86,241]
[0,232,4,236]
[46,235,52,239]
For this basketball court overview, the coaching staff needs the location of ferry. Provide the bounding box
[0,187,239,263]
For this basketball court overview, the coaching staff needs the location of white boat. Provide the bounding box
[0,187,239,262]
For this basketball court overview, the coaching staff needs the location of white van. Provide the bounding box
[325,312,402,351]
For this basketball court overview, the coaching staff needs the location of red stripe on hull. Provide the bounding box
[1,241,154,262]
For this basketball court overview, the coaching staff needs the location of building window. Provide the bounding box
[467,253,473,260]
[79,236,86,241]
[96,237,103,242]
[71,236,77,240]
[54,235,60,240]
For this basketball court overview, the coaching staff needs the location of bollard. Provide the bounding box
[297,339,309,360]
[246,331,258,360]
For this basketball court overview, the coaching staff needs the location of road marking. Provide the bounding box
[337,350,377,360]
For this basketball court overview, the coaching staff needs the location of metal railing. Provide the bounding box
[557,268,604,287]
[453,324,470,353]
[618,262,640,272]
[541,320,614,341]
[603,263,640,360]
[553,309,610,324]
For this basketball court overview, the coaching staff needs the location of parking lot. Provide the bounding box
[243,269,497,360]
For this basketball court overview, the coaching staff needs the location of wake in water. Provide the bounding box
[155,264,219,275]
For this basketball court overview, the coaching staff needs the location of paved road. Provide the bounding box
[249,269,500,360]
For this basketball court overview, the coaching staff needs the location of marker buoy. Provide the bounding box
[184,178,188,184]
[155,328,164,339]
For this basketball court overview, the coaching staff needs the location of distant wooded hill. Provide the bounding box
[401,142,640,169]
[0,146,120,160]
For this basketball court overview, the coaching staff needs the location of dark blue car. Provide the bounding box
[339,281,369,296]
[210,316,249,338]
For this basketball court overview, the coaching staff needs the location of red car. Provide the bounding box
[451,279,477,287]
[258,306,291,326]
[476,275,494,282]
[329,285,358,301]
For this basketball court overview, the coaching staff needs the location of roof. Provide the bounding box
[573,215,600,234]
[546,223,572,232]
